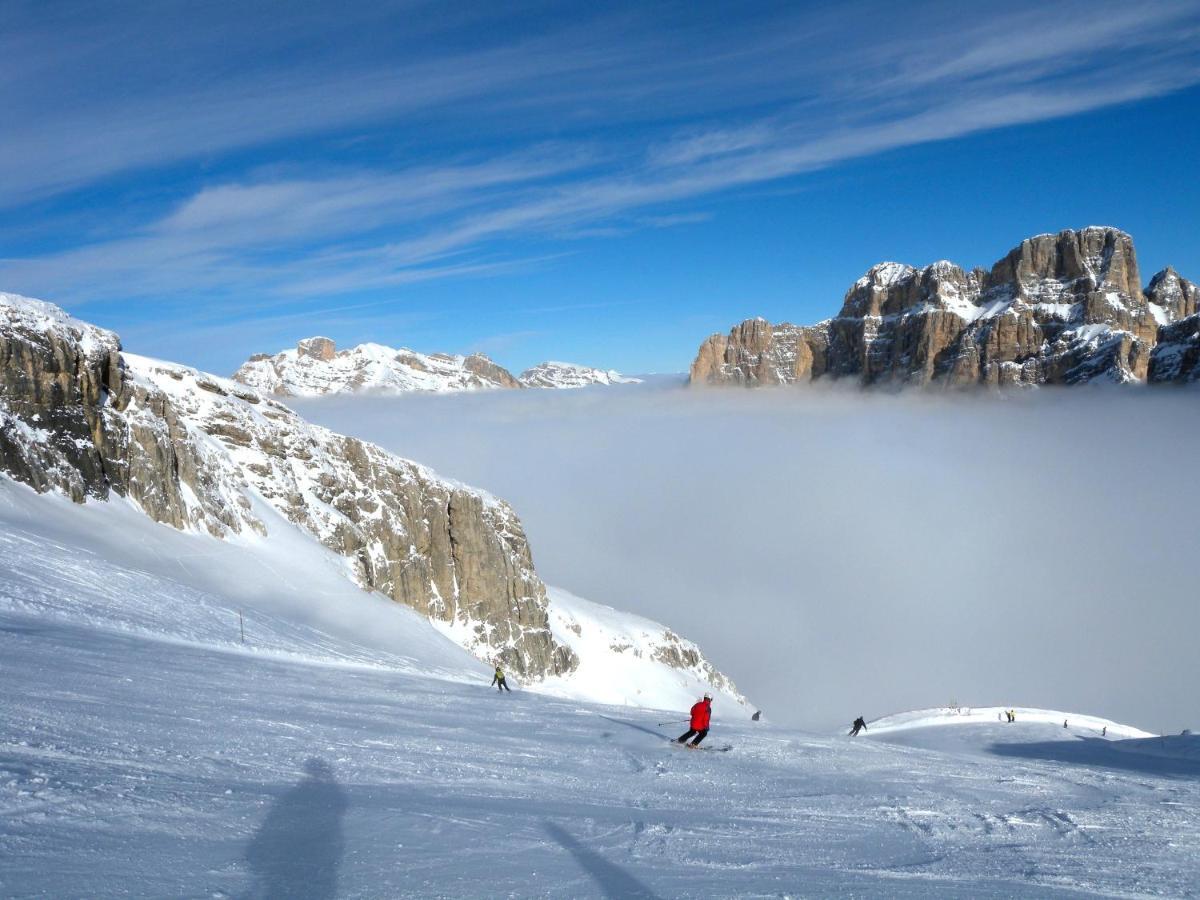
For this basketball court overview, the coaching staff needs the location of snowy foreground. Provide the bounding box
[2,491,1198,897]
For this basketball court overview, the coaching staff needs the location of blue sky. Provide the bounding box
[3,0,1199,375]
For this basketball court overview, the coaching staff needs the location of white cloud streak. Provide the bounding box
[1,0,1198,315]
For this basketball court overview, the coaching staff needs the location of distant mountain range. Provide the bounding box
[691,227,1199,389]
[233,337,641,396]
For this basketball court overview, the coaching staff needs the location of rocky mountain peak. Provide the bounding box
[984,227,1141,300]
[233,340,523,396]
[839,259,975,321]
[1146,266,1198,324]
[296,336,337,361]
[462,353,523,389]
[691,227,1199,389]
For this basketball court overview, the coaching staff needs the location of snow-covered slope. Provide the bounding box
[0,473,746,716]
[2,502,1197,897]
[538,587,743,711]
[518,361,642,389]
[233,336,522,396]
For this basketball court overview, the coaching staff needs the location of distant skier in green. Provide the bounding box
[491,665,511,692]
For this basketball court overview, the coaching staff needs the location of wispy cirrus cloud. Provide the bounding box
[1,0,1198,356]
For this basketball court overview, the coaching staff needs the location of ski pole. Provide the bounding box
[657,719,689,726]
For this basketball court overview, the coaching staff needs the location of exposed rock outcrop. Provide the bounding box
[0,294,572,677]
[1148,314,1200,384]
[233,338,523,396]
[690,227,1197,389]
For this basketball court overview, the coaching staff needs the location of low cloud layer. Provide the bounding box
[295,385,1200,733]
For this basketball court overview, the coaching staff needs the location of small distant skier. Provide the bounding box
[1006,709,1016,723]
[1063,719,1069,729]
[849,716,868,737]
[491,664,511,692]
[677,693,713,748]
[752,710,762,722]
[1102,726,1107,737]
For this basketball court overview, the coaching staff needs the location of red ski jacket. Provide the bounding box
[690,699,712,731]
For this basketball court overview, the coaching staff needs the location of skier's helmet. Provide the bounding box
[703,692,712,700]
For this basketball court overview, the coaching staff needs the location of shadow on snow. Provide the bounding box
[543,820,662,900]
[245,757,348,899]
[597,714,673,743]
[988,735,1200,779]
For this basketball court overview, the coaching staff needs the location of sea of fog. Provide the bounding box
[293,382,1199,734]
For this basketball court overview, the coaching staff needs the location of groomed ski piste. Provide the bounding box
[1,482,1198,898]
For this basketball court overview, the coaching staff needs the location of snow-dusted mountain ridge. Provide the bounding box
[518,361,642,388]
[0,291,743,705]
[692,226,1200,388]
[233,336,523,396]
[233,336,640,396]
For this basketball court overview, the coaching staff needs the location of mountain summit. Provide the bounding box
[691,227,1200,388]
[518,361,642,389]
[233,338,522,396]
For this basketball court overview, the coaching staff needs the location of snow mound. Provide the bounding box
[868,706,1155,739]
[536,587,747,713]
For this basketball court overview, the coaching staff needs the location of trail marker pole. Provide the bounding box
[239,610,245,644]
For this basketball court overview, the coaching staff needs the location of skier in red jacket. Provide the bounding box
[677,693,713,747]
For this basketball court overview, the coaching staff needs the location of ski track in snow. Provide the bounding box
[1,491,1199,897]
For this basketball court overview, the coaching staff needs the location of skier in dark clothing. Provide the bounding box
[677,694,712,747]
[849,716,867,737]
[491,665,511,692]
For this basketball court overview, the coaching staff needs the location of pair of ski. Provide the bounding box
[669,739,732,753]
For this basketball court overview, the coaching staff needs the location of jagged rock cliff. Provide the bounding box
[234,337,523,396]
[691,228,1200,389]
[0,294,572,678]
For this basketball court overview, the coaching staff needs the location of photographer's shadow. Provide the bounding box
[245,758,348,899]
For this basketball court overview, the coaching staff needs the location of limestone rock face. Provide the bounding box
[1149,314,1200,384]
[463,353,522,389]
[986,228,1143,301]
[690,319,826,385]
[233,338,523,397]
[1146,268,1199,324]
[297,336,337,361]
[0,294,250,534]
[691,228,1194,389]
[0,293,575,678]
